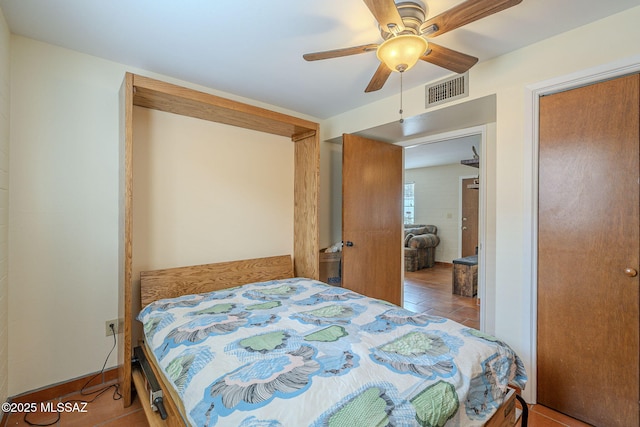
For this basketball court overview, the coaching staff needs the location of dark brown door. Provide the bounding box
[538,74,639,427]
[342,133,403,305]
[461,177,479,257]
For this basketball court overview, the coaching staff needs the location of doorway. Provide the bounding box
[328,96,497,332]
[401,127,487,329]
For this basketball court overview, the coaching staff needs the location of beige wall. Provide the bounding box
[320,140,342,248]
[7,36,316,396]
[8,37,129,395]
[323,7,640,401]
[0,7,9,408]
[131,106,294,278]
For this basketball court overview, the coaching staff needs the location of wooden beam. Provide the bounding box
[131,75,318,138]
[118,72,134,407]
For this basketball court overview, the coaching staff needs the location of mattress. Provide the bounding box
[138,278,527,426]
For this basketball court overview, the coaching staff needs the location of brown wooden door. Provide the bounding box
[537,74,640,427]
[342,133,403,305]
[461,178,479,257]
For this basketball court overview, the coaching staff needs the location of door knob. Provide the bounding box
[345,241,354,247]
[624,268,638,277]
[462,226,467,230]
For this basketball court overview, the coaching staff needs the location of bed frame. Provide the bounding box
[135,255,294,426]
[118,73,320,411]
[132,255,521,427]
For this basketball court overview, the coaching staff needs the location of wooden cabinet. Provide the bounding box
[117,73,320,407]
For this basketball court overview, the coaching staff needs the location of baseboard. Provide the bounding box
[9,367,119,405]
[434,261,453,267]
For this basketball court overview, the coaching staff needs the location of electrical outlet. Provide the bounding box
[105,318,122,336]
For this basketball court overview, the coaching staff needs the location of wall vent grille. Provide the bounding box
[425,72,469,108]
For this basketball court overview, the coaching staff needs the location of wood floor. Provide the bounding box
[404,262,481,329]
[2,264,591,426]
[2,382,146,426]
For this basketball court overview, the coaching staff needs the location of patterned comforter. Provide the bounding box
[138,278,527,426]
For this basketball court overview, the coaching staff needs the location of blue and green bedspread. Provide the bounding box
[138,278,527,426]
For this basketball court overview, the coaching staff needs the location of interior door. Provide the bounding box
[342,133,403,305]
[461,177,479,257]
[537,74,640,427]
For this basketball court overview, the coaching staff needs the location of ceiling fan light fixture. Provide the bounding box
[376,34,428,73]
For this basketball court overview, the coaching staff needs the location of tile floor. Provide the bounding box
[1,265,593,426]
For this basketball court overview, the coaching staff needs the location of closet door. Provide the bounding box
[538,74,639,427]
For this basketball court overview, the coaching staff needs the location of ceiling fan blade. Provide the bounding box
[303,44,379,61]
[365,63,392,92]
[420,42,478,74]
[362,0,405,33]
[423,0,522,38]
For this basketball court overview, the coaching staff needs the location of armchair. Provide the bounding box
[404,224,440,271]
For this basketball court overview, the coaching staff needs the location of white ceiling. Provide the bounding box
[404,134,481,169]
[1,0,639,120]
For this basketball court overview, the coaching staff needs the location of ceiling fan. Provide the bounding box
[303,0,523,92]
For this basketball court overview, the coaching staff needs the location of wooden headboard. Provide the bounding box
[139,255,294,308]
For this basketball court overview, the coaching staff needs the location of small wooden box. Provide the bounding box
[452,255,478,297]
[485,388,517,427]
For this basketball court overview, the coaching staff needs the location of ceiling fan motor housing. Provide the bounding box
[380,1,428,39]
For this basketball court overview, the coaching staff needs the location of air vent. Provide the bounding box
[425,72,469,108]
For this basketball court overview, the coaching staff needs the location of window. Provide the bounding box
[404,182,415,224]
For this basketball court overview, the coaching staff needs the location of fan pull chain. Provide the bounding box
[399,71,404,124]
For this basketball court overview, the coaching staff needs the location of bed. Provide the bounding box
[118,72,321,412]
[132,255,527,426]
